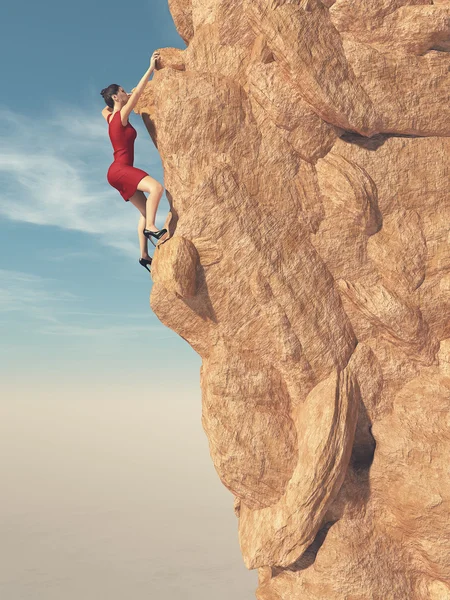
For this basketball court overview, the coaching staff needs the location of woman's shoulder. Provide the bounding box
[107,111,119,123]
[101,107,114,123]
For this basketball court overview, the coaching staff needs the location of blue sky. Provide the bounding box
[0,5,258,597]
[0,0,200,382]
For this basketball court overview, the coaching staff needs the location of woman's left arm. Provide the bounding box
[101,106,113,122]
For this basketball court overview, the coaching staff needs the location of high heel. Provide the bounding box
[143,228,167,246]
[139,258,152,273]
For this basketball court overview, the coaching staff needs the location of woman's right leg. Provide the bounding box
[137,176,164,231]
[128,191,151,260]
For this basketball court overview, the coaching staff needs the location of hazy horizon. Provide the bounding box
[1,374,257,599]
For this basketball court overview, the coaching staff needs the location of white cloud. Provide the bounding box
[0,106,167,257]
[38,322,162,338]
[0,268,167,339]
[0,269,77,323]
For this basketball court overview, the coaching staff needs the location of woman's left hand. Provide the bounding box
[150,51,160,70]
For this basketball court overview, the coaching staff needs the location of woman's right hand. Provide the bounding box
[122,52,160,118]
[150,51,160,70]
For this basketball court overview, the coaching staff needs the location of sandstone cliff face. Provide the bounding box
[135,1,450,598]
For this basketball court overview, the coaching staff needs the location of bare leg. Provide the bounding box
[137,215,150,259]
[129,191,151,260]
[137,176,164,231]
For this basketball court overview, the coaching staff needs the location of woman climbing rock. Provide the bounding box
[100,51,167,273]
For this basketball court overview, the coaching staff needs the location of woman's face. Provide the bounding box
[113,87,129,105]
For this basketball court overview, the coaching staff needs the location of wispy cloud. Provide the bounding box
[38,322,162,338]
[0,268,77,323]
[0,106,167,257]
[0,268,166,340]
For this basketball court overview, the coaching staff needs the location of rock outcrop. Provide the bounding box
[135,1,450,597]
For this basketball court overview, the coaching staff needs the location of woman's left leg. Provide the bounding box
[128,190,151,260]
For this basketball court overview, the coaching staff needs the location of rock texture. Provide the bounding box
[135,1,450,598]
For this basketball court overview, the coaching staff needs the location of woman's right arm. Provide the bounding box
[120,51,160,124]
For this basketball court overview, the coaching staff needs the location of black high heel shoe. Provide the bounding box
[143,228,167,246]
[139,258,152,273]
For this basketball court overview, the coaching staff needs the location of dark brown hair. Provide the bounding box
[100,84,120,109]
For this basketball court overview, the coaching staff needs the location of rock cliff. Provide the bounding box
[135,1,450,598]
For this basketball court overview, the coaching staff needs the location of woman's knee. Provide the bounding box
[137,177,163,196]
[154,182,164,197]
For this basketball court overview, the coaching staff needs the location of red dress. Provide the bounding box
[106,111,149,201]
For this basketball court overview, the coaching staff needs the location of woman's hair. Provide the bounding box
[100,84,120,109]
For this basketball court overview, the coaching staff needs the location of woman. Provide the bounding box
[100,51,166,273]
